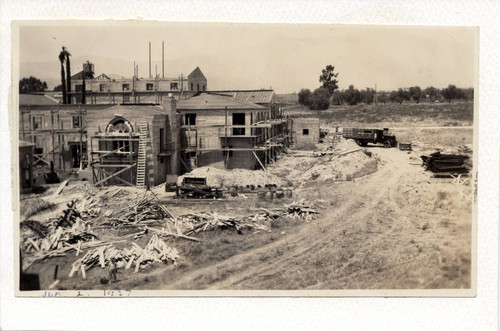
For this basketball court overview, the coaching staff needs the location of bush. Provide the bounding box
[298,89,312,106]
[309,87,330,110]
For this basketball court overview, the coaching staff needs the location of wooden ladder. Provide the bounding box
[136,121,148,188]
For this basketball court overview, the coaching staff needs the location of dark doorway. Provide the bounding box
[232,113,246,135]
[70,143,87,168]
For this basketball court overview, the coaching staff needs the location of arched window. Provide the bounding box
[105,118,134,152]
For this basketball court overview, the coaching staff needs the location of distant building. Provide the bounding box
[68,66,207,105]
[291,115,320,150]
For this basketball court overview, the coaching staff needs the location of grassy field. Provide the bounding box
[286,101,474,128]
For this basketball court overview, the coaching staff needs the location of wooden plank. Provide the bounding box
[80,265,86,279]
[51,179,70,199]
[27,237,40,251]
[252,151,267,172]
[147,227,200,242]
[75,240,82,256]
[99,247,106,268]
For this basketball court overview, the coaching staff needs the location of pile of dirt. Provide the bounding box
[270,138,378,187]
[177,167,286,188]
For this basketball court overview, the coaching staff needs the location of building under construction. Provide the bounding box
[19,88,308,188]
[176,91,292,171]
[19,94,180,187]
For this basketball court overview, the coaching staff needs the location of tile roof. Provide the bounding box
[209,90,274,104]
[19,94,60,106]
[177,93,267,110]
[101,104,169,116]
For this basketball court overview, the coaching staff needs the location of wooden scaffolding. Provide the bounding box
[19,105,87,171]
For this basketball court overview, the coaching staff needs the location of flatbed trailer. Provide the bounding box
[342,128,397,148]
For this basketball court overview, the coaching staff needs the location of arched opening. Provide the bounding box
[105,117,134,152]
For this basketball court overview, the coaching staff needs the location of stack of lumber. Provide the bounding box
[177,212,273,235]
[284,200,319,222]
[421,152,470,174]
[68,234,179,278]
[21,215,97,255]
[97,196,172,227]
[20,204,100,270]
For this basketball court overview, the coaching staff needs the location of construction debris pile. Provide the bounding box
[96,196,172,227]
[69,234,179,279]
[174,200,319,235]
[20,180,321,278]
[421,152,470,174]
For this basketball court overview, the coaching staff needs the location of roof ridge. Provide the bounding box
[205,93,266,108]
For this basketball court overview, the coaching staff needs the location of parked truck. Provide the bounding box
[342,128,397,148]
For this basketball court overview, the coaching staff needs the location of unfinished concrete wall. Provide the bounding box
[292,117,320,150]
[225,137,256,169]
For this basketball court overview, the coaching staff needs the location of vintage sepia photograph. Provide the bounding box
[13,21,477,296]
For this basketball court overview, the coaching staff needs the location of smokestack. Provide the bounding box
[149,42,152,79]
[162,41,165,79]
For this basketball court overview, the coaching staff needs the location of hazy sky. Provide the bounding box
[18,22,476,93]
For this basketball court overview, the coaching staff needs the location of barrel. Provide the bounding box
[229,187,238,197]
[257,191,266,199]
[285,189,293,198]
[265,191,274,200]
[275,189,284,199]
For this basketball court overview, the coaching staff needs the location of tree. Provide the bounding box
[463,87,474,101]
[53,84,63,92]
[344,85,361,105]
[58,49,67,104]
[425,86,439,103]
[441,84,457,102]
[319,65,339,96]
[331,90,344,105]
[298,89,312,106]
[309,87,330,110]
[409,86,422,103]
[360,88,375,105]
[378,92,387,104]
[19,76,47,93]
[390,88,410,104]
[64,47,72,104]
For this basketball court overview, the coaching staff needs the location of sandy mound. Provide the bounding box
[178,167,286,188]
[270,138,378,187]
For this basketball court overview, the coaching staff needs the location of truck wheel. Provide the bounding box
[360,141,367,147]
[383,141,391,148]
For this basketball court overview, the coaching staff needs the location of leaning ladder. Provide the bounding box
[136,121,148,188]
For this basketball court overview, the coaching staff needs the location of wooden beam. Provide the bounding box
[94,163,136,186]
[33,154,50,166]
[252,151,267,172]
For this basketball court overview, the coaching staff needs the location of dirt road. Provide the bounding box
[157,147,472,290]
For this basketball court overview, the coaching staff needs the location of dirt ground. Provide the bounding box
[19,126,473,291]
